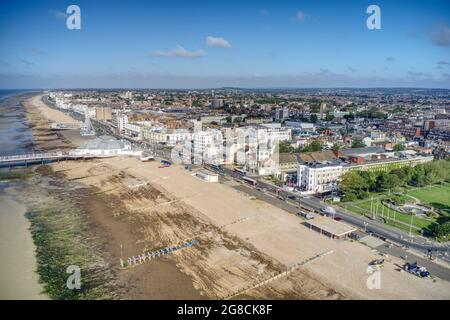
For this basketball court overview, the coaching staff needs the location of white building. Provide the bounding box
[124,123,141,137]
[192,129,223,164]
[117,115,129,132]
[297,162,343,194]
[165,129,192,146]
[70,135,141,157]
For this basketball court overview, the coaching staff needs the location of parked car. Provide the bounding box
[369,259,385,268]
[298,211,315,220]
[404,262,430,278]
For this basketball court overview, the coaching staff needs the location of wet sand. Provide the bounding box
[0,190,48,300]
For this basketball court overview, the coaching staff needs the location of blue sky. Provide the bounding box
[0,0,449,88]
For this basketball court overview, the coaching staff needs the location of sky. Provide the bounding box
[0,0,449,89]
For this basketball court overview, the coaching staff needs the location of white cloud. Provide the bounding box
[430,24,450,47]
[49,10,68,20]
[296,10,305,21]
[151,46,206,58]
[206,36,232,48]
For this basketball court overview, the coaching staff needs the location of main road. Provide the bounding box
[217,166,450,256]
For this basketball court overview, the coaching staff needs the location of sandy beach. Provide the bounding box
[0,190,48,300]
[13,93,450,300]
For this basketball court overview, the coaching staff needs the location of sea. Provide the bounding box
[0,90,48,299]
[0,90,38,156]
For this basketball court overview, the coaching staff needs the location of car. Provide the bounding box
[321,206,336,216]
[404,262,430,278]
[369,259,385,268]
[298,211,315,220]
[334,216,342,221]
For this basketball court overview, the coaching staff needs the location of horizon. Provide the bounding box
[1,0,449,89]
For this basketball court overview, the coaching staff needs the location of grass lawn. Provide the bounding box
[339,184,450,236]
[405,184,450,214]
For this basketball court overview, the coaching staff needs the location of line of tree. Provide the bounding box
[339,159,450,202]
[340,159,450,239]
[278,139,323,154]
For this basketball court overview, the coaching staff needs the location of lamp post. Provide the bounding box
[409,214,414,237]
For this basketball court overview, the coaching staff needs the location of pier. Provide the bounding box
[0,152,96,168]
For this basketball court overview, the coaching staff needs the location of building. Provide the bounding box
[116,115,128,133]
[274,107,289,122]
[297,161,343,194]
[211,98,224,109]
[195,170,219,182]
[319,103,326,120]
[165,129,192,146]
[297,148,434,194]
[71,135,140,157]
[278,153,299,182]
[304,216,357,240]
[124,123,141,137]
[192,129,223,164]
[95,107,112,121]
[124,91,133,100]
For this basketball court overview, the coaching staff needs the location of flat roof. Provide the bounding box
[305,216,357,237]
[197,169,218,176]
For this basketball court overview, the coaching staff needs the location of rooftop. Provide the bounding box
[80,135,130,150]
[304,216,357,237]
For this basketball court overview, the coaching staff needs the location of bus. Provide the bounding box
[242,176,257,186]
[233,168,247,176]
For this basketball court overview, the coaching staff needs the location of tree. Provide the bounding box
[433,221,450,240]
[310,114,318,123]
[359,171,377,191]
[331,143,341,153]
[302,139,323,152]
[351,137,366,148]
[339,171,368,196]
[279,141,294,153]
[225,116,232,124]
[391,168,410,186]
[412,164,426,186]
[325,113,334,122]
[393,144,406,151]
[344,113,355,121]
[376,172,400,191]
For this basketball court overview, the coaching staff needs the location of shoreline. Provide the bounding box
[0,185,48,300]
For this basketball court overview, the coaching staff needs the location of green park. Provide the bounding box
[337,159,450,241]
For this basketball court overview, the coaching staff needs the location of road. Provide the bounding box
[216,167,450,281]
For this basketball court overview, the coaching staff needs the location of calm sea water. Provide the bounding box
[0,90,39,156]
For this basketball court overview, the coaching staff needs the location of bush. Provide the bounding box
[342,193,358,202]
[433,221,450,240]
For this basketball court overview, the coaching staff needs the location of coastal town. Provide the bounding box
[1,88,449,300]
[1,0,450,306]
